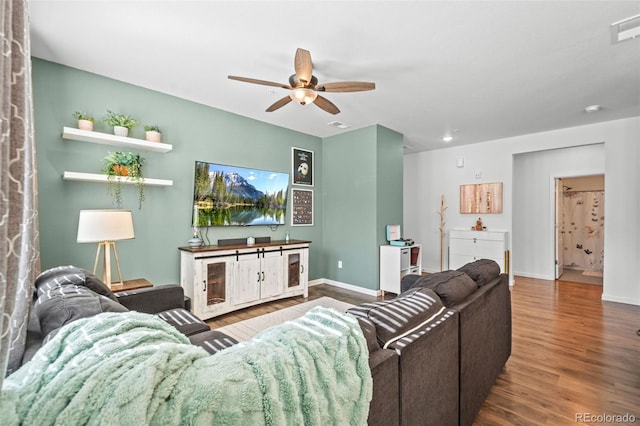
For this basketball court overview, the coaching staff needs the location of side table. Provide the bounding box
[112,278,153,292]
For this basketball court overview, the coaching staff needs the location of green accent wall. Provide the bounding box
[32,58,323,285]
[32,58,403,290]
[322,125,403,290]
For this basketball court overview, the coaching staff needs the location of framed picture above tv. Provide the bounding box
[192,161,289,226]
[292,147,313,186]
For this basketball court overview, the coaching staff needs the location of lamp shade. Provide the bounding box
[77,210,135,242]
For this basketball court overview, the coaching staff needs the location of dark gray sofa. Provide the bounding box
[16,261,510,426]
[397,258,512,426]
[15,265,401,426]
[19,265,234,367]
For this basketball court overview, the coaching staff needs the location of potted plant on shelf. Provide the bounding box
[102,110,137,137]
[102,151,145,208]
[73,111,94,131]
[144,125,162,142]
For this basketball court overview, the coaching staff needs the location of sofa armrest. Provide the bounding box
[400,274,422,293]
[115,284,185,314]
[454,274,511,426]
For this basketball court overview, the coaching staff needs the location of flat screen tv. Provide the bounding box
[192,161,289,226]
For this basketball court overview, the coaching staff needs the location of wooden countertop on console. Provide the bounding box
[178,239,311,253]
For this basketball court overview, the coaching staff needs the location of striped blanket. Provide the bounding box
[0,307,372,425]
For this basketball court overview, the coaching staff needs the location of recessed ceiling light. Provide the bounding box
[584,105,602,113]
[328,121,350,129]
[442,135,453,142]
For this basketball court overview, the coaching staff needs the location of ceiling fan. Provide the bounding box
[228,48,375,115]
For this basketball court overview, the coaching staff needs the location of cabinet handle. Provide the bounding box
[300,264,304,274]
[202,280,206,292]
[257,272,261,283]
[262,271,265,281]
[473,238,477,243]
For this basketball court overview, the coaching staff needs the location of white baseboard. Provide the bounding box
[601,293,640,306]
[513,271,554,281]
[309,278,381,297]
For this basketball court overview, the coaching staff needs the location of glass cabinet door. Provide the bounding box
[287,253,301,289]
[206,261,226,306]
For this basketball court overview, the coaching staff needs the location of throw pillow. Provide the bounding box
[347,287,445,346]
[407,270,477,307]
[457,259,501,286]
[35,265,117,301]
[34,265,127,339]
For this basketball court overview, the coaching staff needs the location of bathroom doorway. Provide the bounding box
[555,175,604,285]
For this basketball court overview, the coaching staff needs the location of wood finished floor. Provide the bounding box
[206,277,640,425]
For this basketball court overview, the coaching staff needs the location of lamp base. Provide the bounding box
[93,241,125,289]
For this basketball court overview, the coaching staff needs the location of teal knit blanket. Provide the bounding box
[0,307,372,425]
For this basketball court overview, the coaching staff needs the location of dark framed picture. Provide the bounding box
[291,188,313,226]
[292,147,313,186]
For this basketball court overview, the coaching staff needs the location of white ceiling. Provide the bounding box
[28,1,640,153]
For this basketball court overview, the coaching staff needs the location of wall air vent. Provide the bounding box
[611,14,640,43]
[328,121,350,129]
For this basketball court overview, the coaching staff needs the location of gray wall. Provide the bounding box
[322,125,403,290]
[32,58,404,290]
[33,58,323,285]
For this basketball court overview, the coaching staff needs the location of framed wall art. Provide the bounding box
[292,147,313,186]
[291,188,313,226]
[460,182,503,214]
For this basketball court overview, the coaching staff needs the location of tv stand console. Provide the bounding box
[179,240,310,320]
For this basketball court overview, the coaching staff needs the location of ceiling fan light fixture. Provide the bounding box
[290,87,317,105]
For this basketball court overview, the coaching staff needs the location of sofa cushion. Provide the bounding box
[35,282,128,340]
[189,330,238,354]
[457,259,501,287]
[408,270,477,307]
[35,265,118,301]
[156,308,210,336]
[347,287,445,346]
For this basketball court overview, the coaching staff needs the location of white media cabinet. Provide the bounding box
[379,244,422,295]
[179,240,310,320]
[448,230,509,273]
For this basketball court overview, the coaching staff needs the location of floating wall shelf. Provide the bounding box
[62,171,173,186]
[62,127,173,153]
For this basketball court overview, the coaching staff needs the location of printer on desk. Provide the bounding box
[386,224,414,247]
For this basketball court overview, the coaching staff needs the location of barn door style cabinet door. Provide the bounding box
[180,241,310,320]
[448,230,508,272]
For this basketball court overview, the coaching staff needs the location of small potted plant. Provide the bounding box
[73,111,94,131]
[144,124,162,142]
[102,110,137,137]
[102,151,145,208]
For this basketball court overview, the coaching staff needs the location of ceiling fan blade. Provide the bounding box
[266,96,292,112]
[317,81,376,92]
[228,75,291,89]
[313,95,340,115]
[294,48,313,85]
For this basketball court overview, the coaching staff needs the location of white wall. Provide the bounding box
[513,144,604,279]
[404,117,640,306]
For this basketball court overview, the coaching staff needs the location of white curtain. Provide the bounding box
[561,191,604,270]
[0,0,40,382]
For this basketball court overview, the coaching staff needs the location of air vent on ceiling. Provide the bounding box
[611,14,640,43]
[328,121,350,129]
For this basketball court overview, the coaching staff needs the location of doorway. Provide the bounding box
[555,175,605,285]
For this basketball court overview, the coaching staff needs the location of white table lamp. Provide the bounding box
[77,209,134,289]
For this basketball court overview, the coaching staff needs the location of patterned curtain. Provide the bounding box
[0,0,40,382]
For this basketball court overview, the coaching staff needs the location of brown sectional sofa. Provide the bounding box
[16,260,510,426]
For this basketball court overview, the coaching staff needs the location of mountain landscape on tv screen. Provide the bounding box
[193,161,289,226]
